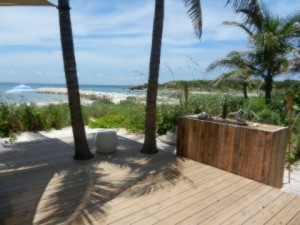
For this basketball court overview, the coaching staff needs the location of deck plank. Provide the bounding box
[221,189,284,225]
[31,164,213,224]
[87,168,229,225]
[127,175,245,225]
[199,184,273,225]
[162,180,259,225]
[265,197,300,225]
[243,192,296,224]
[0,135,300,225]
[288,211,300,225]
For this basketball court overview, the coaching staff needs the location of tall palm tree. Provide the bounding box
[142,0,258,154]
[141,0,165,154]
[206,51,255,99]
[224,3,300,104]
[0,1,93,160]
[58,0,93,160]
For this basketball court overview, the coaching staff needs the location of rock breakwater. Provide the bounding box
[37,87,139,104]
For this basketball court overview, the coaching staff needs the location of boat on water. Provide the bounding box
[5,84,36,94]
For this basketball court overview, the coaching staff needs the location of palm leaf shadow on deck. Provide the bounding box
[0,133,193,224]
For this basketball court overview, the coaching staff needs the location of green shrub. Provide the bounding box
[89,113,144,133]
[0,86,299,150]
[0,103,22,137]
[187,94,223,116]
[89,114,127,128]
[82,101,117,123]
[157,104,185,134]
[157,94,247,134]
[246,97,266,112]
[18,104,44,131]
[86,97,145,133]
[43,104,70,130]
[255,108,282,125]
[92,96,113,104]
[0,103,72,137]
[286,133,300,164]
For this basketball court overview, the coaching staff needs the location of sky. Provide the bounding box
[0,0,299,85]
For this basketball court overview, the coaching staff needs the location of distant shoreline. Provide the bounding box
[37,87,260,103]
[37,87,143,104]
[36,87,181,105]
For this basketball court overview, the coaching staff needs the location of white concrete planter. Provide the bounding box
[94,130,117,154]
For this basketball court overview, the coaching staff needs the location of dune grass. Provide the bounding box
[0,92,299,163]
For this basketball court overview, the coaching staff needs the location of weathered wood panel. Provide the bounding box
[177,116,289,188]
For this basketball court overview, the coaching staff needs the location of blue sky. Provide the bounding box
[0,0,299,85]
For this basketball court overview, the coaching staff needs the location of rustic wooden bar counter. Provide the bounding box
[177,115,289,188]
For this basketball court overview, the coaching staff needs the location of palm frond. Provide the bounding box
[223,21,254,36]
[223,1,267,37]
[238,8,265,33]
[231,0,267,35]
[215,71,241,84]
[206,60,224,72]
[207,51,248,72]
[279,12,300,39]
[208,49,259,86]
[226,0,257,11]
[182,0,202,38]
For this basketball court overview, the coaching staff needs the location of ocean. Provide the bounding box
[0,82,143,104]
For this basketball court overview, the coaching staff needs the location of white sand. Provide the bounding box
[0,126,144,146]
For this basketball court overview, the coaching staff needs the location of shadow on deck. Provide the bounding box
[0,134,190,224]
[1,134,300,224]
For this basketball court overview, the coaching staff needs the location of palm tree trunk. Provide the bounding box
[264,75,273,105]
[242,81,248,99]
[58,0,93,160]
[141,0,164,154]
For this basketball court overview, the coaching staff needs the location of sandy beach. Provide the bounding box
[0,126,143,147]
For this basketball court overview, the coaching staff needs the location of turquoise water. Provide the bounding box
[0,82,142,104]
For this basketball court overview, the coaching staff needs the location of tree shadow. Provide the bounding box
[0,133,193,224]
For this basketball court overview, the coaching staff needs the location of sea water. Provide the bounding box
[0,82,143,104]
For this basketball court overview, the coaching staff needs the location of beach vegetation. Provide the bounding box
[87,99,145,133]
[0,103,70,138]
[0,103,22,138]
[89,114,144,133]
[159,79,261,94]
[18,104,44,132]
[0,87,299,162]
[157,103,185,134]
[43,104,71,130]
[89,114,128,129]
[85,95,113,103]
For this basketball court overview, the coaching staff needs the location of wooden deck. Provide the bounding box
[1,134,300,225]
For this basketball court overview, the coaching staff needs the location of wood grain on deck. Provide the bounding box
[0,134,299,225]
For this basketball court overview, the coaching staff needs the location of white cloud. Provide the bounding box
[0,0,298,85]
